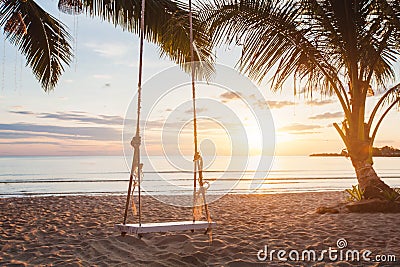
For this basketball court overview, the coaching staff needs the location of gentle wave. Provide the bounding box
[0,187,346,198]
[0,168,380,177]
[1,176,399,184]
[1,156,400,198]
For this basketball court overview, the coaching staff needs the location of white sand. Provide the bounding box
[1,192,399,266]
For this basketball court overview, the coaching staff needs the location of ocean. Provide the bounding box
[1,155,399,198]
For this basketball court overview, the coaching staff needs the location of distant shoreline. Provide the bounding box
[310,146,400,157]
[310,153,400,157]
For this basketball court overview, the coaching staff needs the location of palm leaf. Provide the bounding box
[82,0,214,79]
[203,0,400,90]
[200,1,336,90]
[0,0,73,91]
[1,0,214,91]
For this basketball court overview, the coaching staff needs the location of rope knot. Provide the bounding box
[130,135,141,148]
[201,181,210,192]
[193,152,201,161]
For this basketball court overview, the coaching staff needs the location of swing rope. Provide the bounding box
[189,0,211,225]
[122,0,211,231]
[123,0,145,227]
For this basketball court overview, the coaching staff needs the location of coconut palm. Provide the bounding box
[0,0,213,91]
[201,0,400,199]
[1,0,72,91]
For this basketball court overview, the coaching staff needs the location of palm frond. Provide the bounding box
[159,8,214,80]
[0,0,73,91]
[201,0,400,94]
[200,0,352,121]
[201,1,334,90]
[367,82,400,130]
[82,0,214,79]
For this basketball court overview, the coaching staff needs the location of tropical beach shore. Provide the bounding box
[1,192,399,266]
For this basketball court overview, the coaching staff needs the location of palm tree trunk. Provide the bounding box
[351,158,394,199]
[347,82,396,200]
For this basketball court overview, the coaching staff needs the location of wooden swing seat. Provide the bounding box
[115,221,216,235]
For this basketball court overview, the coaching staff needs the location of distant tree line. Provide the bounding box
[311,146,400,157]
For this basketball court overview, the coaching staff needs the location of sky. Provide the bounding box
[0,0,400,157]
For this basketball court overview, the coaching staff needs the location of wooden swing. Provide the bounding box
[114,0,216,237]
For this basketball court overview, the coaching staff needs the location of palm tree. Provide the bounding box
[201,0,400,199]
[0,0,213,91]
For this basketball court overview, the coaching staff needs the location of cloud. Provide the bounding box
[0,141,61,145]
[141,118,242,135]
[10,111,35,115]
[0,131,79,140]
[184,107,208,114]
[0,123,121,141]
[290,131,322,135]
[309,111,344,120]
[305,99,336,106]
[266,100,295,109]
[279,123,323,132]
[8,110,124,126]
[11,105,25,109]
[93,74,112,80]
[223,93,294,109]
[142,120,180,131]
[220,92,242,102]
[37,112,123,125]
[85,42,130,58]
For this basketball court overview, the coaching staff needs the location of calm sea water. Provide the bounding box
[0,156,399,197]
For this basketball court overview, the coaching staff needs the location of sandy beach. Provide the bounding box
[1,192,399,266]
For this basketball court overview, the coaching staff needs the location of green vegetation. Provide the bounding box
[345,185,365,202]
[383,188,400,202]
